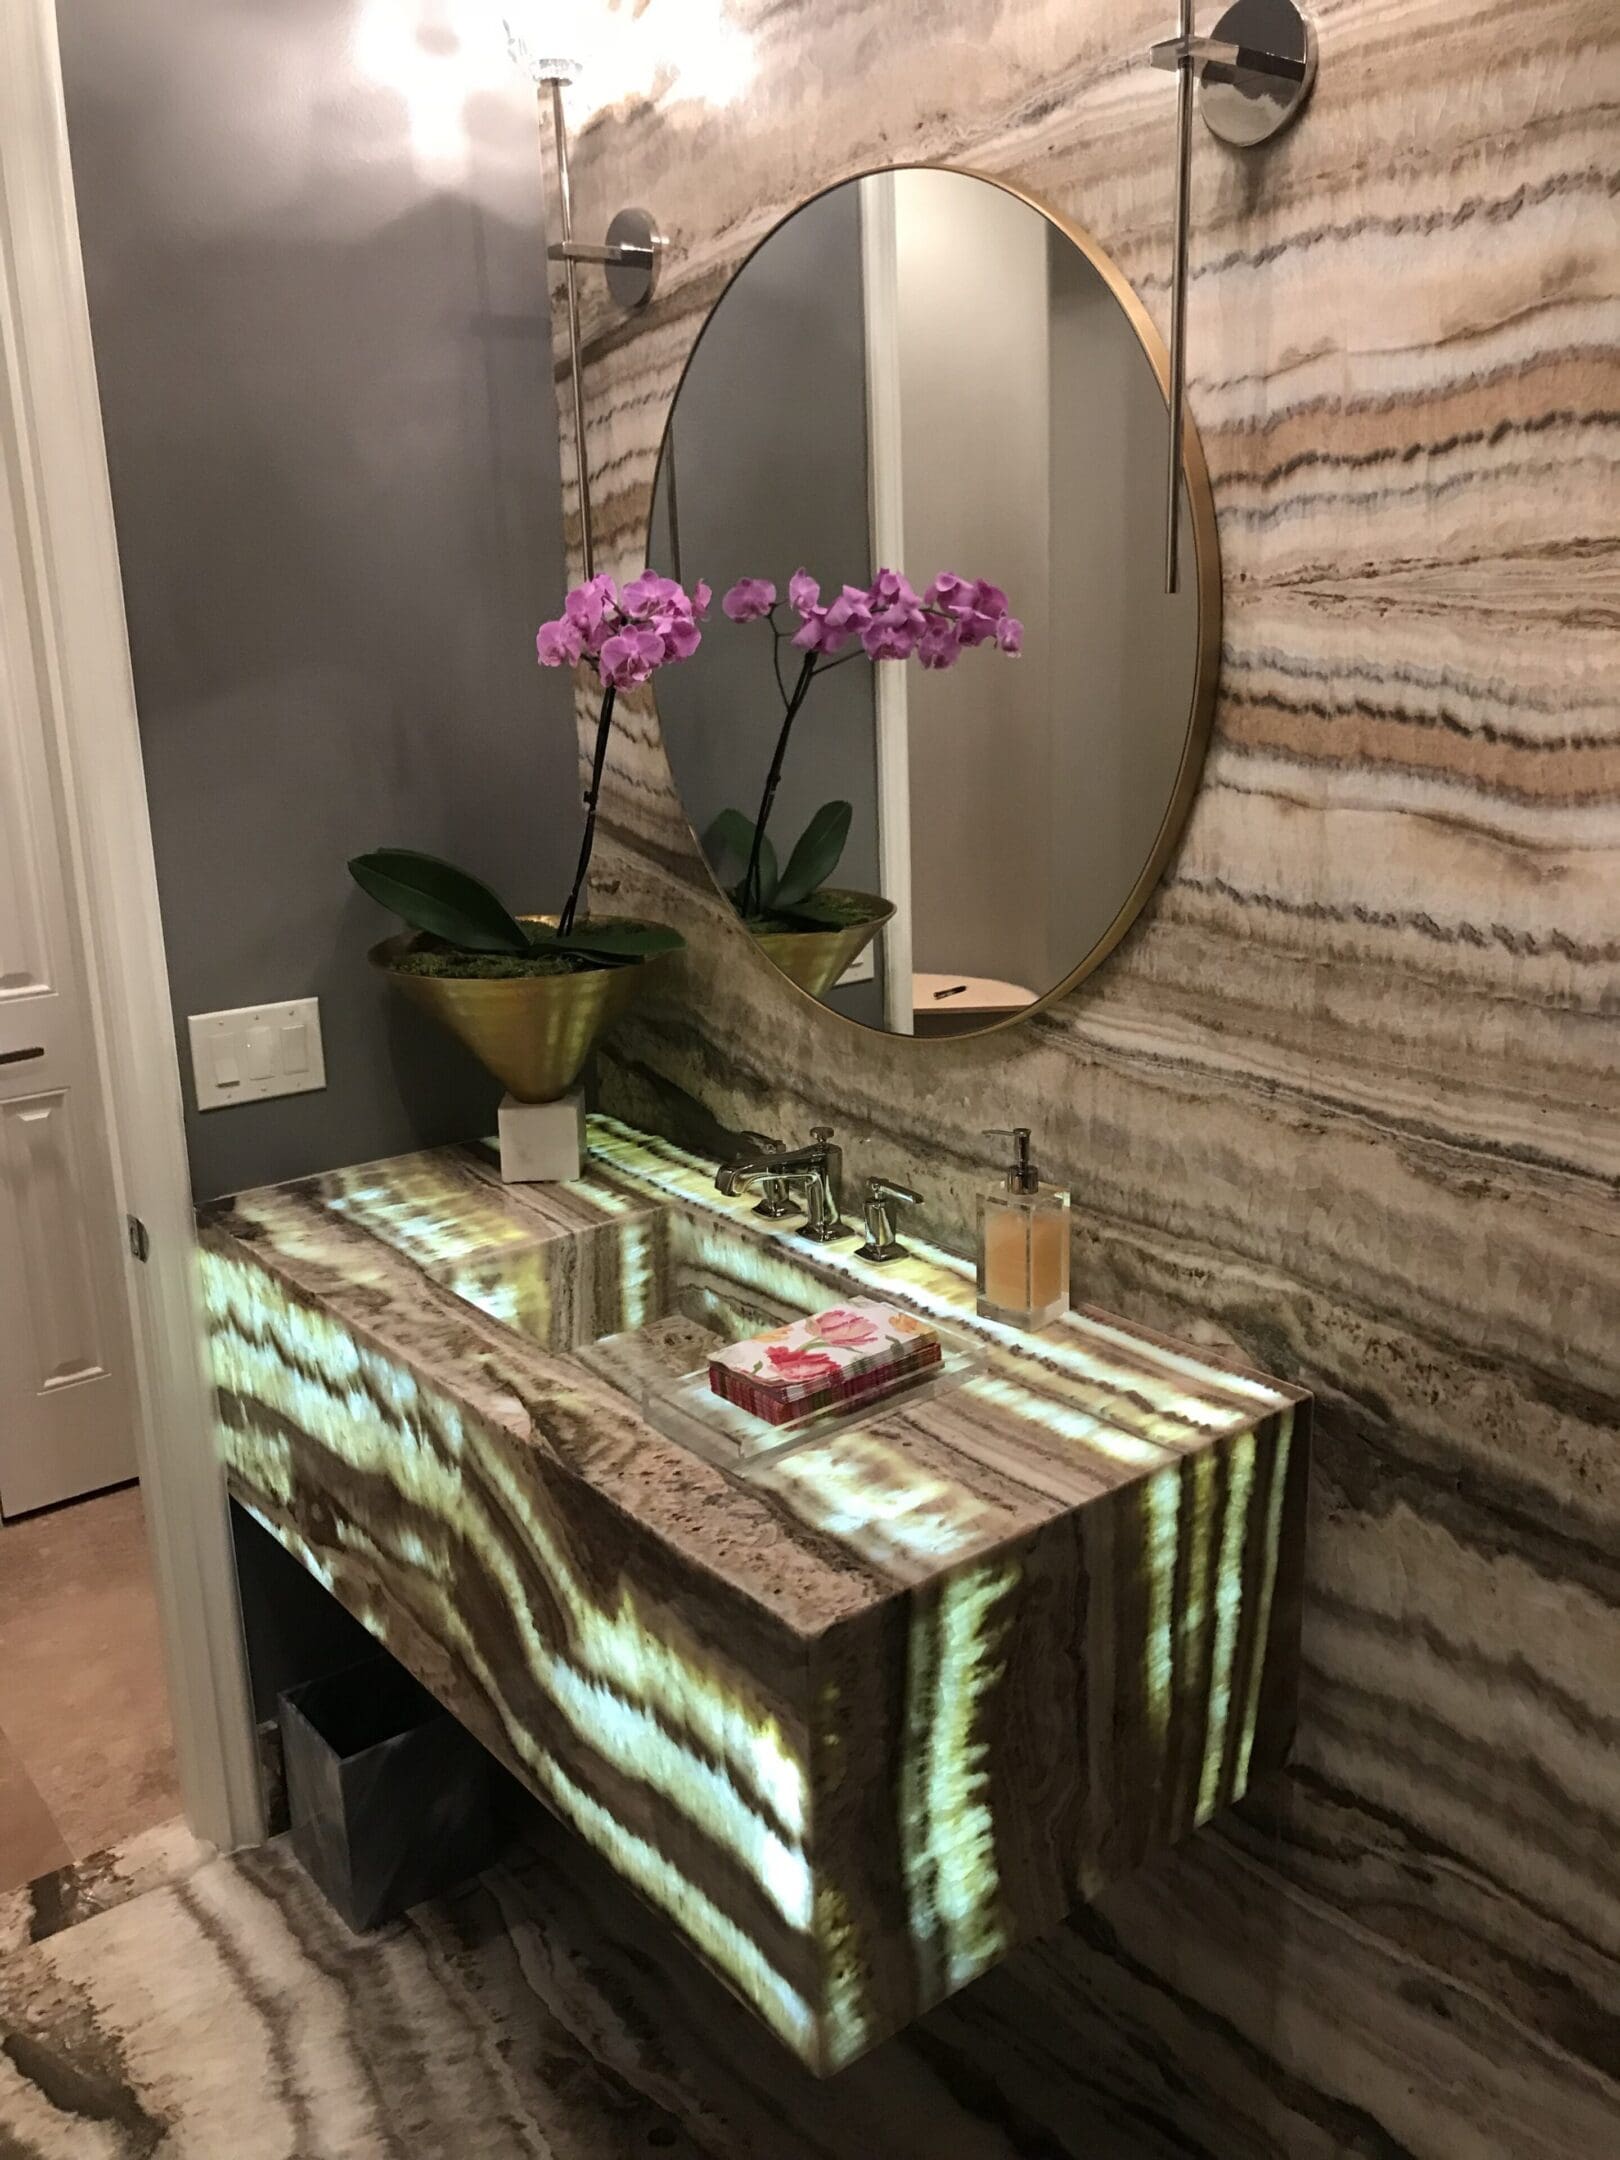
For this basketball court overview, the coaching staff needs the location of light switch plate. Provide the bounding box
[189,998,326,1111]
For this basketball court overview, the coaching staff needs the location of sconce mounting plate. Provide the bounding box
[1198,0,1317,145]
[604,208,665,311]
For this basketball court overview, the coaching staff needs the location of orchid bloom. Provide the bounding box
[534,568,710,934]
[536,571,711,685]
[729,563,1023,669]
[722,576,776,622]
[720,563,1022,917]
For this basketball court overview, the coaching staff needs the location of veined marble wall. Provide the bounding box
[549,1,1618,2151]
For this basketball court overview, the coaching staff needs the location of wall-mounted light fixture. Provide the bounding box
[505,21,667,578]
[1151,0,1318,592]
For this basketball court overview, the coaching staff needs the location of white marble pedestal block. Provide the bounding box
[498,1091,584,1183]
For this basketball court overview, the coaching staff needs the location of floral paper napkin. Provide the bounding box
[709,1298,941,1424]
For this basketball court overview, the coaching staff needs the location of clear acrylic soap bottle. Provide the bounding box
[977,1127,1071,1329]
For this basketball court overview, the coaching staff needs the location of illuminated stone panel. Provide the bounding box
[203,1117,1308,2073]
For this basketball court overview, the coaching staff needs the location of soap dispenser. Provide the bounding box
[977,1127,1070,1329]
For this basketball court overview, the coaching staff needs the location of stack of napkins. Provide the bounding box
[709,1299,941,1427]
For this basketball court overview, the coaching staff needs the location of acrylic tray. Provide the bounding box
[635,1321,984,1477]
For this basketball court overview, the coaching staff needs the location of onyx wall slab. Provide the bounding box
[542,0,1620,2149]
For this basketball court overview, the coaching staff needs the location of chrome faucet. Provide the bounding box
[732,1131,796,1219]
[716,1126,850,1242]
[856,1175,921,1263]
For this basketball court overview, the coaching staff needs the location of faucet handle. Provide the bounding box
[867,1174,920,1207]
[857,1175,921,1264]
[810,1125,836,1148]
[734,1130,796,1220]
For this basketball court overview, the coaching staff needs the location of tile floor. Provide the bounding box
[0,1485,184,1896]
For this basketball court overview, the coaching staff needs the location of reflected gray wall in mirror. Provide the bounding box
[650,167,1217,1038]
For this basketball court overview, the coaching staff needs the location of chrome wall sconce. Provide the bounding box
[1151,0,1318,592]
[505,26,668,579]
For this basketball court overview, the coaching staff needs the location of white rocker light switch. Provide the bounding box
[189,999,326,1111]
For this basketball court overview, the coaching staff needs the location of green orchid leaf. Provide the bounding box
[704,808,779,913]
[774,800,852,909]
[703,808,758,889]
[549,920,686,964]
[348,849,529,953]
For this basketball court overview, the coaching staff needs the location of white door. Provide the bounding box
[0,378,137,1518]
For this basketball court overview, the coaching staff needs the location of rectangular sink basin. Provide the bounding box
[425,1192,978,1466]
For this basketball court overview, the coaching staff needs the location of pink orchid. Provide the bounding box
[531,567,708,941]
[918,618,963,670]
[868,567,920,611]
[659,615,703,661]
[862,599,925,662]
[924,571,973,613]
[563,573,619,653]
[719,562,1023,915]
[537,570,711,684]
[788,567,821,617]
[722,577,776,622]
[598,626,667,689]
[536,616,585,667]
[620,571,682,617]
[823,587,872,642]
[938,576,1018,650]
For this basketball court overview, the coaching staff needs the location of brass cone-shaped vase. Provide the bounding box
[371,916,669,1104]
[751,890,896,1000]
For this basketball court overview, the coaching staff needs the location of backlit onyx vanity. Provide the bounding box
[202,1115,1308,2076]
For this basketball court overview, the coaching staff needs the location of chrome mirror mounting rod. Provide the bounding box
[1151,0,1318,593]
[505,36,668,580]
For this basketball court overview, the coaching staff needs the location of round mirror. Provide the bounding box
[648,166,1217,1037]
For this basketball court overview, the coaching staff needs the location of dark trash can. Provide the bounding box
[279,1656,497,1932]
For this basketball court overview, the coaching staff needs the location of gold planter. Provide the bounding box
[751,890,896,1000]
[371,916,669,1104]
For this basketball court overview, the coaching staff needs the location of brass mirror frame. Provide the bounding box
[647,163,1221,1042]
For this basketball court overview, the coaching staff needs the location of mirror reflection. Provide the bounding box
[649,166,1214,1035]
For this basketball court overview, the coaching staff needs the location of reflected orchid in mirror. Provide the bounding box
[713,566,1023,919]
[535,570,711,929]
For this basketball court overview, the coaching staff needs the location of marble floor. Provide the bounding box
[0,1833,713,2159]
[0,1811,1180,2158]
[0,1486,184,1895]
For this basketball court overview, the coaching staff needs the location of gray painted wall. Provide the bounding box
[59,0,574,1200]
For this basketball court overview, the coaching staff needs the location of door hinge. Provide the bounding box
[127,1214,151,1263]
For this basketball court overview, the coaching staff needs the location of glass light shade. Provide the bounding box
[503,15,580,82]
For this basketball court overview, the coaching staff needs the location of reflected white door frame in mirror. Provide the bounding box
[648,166,1220,1041]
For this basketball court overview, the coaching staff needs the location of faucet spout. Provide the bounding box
[715,1127,850,1242]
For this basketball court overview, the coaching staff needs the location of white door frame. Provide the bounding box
[858,175,915,1033]
[0,0,263,1852]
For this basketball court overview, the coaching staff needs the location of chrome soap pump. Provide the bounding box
[977,1127,1071,1329]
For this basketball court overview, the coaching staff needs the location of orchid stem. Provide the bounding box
[558,683,617,937]
[743,652,818,916]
